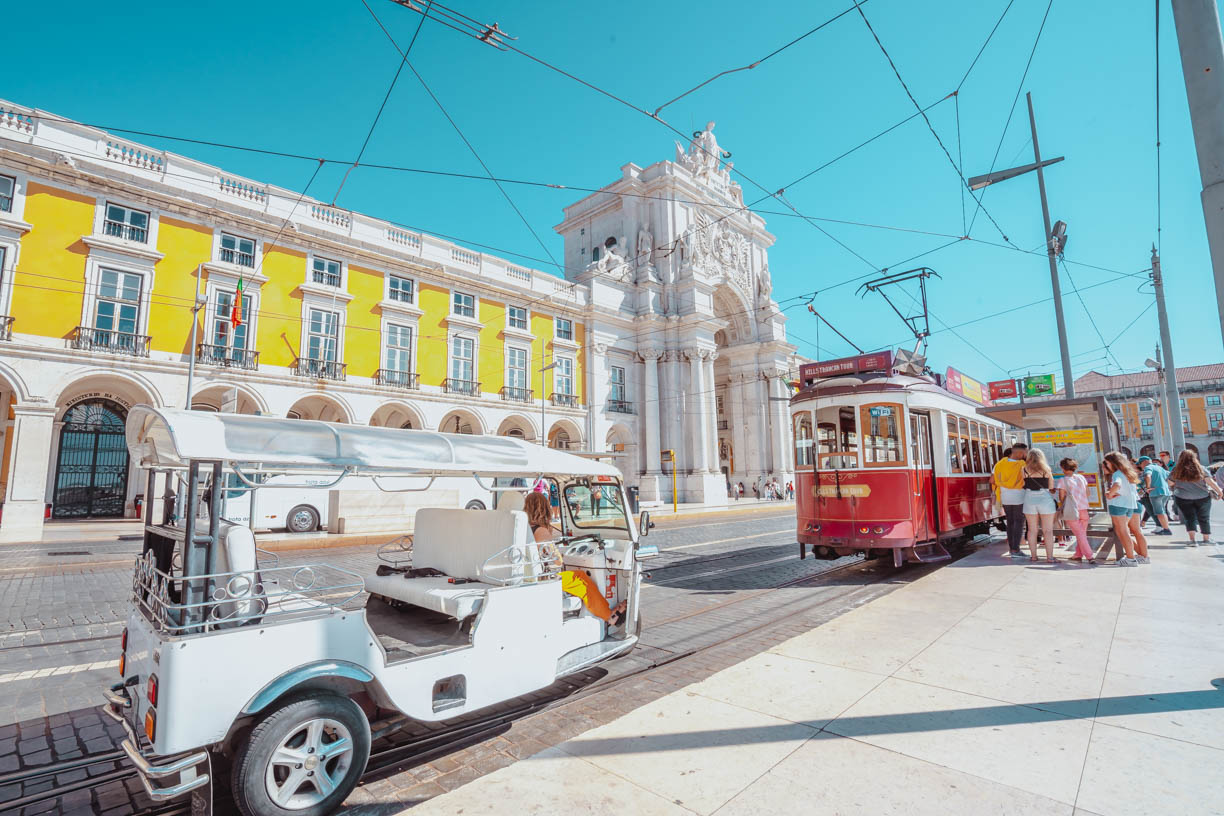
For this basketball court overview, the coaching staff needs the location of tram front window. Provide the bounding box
[816,406,858,469]
[794,412,815,467]
[564,481,629,530]
[861,403,905,466]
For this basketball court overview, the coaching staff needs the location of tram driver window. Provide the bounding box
[947,415,962,472]
[793,412,815,467]
[860,403,905,467]
[816,406,858,469]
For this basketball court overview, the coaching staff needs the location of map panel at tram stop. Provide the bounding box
[979,396,1121,513]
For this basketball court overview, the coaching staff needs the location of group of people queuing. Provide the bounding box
[727,477,794,502]
[990,442,1222,566]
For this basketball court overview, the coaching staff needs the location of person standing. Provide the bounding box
[1137,455,1173,535]
[1169,449,1223,547]
[1022,449,1059,563]
[1057,459,1095,563]
[1103,452,1144,566]
[991,443,1028,557]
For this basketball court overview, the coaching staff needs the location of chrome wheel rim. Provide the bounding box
[264,717,353,809]
[290,509,313,530]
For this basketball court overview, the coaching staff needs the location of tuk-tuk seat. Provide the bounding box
[364,508,532,620]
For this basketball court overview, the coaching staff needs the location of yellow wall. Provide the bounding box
[479,299,504,394]
[576,321,587,404]
[347,263,384,377]
[12,182,94,339]
[532,312,554,396]
[417,283,450,386]
[151,217,212,356]
[253,246,306,368]
[1187,396,1208,435]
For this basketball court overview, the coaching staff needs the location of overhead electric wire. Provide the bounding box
[1059,256,1125,372]
[955,0,1018,92]
[966,0,1056,236]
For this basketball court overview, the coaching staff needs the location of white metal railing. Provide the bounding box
[131,551,365,636]
[479,541,562,586]
[377,535,413,568]
[451,247,480,266]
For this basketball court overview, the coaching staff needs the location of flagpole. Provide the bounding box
[185,263,203,409]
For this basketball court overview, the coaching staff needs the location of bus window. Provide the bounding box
[958,417,972,473]
[793,412,815,467]
[860,403,906,467]
[947,415,961,472]
[970,422,983,473]
[816,405,859,468]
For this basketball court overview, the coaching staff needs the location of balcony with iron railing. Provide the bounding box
[376,369,419,389]
[0,315,12,341]
[73,326,150,357]
[197,343,259,371]
[551,392,579,408]
[608,399,634,414]
[1140,432,1154,440]
[311,268,342,288]
[444,378,481,397]
[219,247,255,268]
[103,219,147,243]
[292,357,346,381]
[500,386,533,403]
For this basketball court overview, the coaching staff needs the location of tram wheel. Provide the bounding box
[286,505,319,534]
[232,693,370,816]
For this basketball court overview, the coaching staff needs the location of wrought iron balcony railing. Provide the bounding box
[197,343,259,370]
[73,326,150,357]
[293,357,346,381]
[608,399,634,414]
[103,219,148,243]
[376,369,419,389]
[444,378,481,397]
[219,247,255,267]
[0,315,12,341]
[551,392,579,408]
[500,386,533,403]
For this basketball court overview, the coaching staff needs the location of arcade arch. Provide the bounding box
[548,418,583,450]
[439,409,484,436]
[370,401,425,430]
[190,383,266,415]
[286,394,352,423]
[497,414,537,441]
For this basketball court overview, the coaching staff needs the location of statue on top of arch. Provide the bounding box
[675,121,741,201]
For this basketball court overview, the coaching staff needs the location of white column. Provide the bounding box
[641,348,663,473]
[704,352,719,472]
[688,350,708,473]
[0,404,57,543]
[729,372,749,483]
[769,374,791,476]
[666,350,683,469]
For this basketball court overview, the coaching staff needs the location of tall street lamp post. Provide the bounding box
[967,92,1074,397]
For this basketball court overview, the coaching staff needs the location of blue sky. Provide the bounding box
[6,0,1220,384]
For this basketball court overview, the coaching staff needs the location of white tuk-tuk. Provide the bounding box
[102,407,654,816]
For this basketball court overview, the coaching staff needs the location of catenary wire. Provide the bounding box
[956,0,1018,91]
[1059,256,1125,372]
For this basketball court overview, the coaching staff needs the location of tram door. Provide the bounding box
[909,412,938,541]
[52,400,130,519]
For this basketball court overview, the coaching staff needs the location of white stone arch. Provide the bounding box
[0,360,32,403]
[712,284,754,345]
[190,382,268,415]
[496,413,539,441]
[605,421,636,476]
[50,368,164,416]
[286,392,354,424]
[439,408,486,435]
[370,400,425,430]
[548,418,584,450]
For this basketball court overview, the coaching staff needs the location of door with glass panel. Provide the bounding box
[506,347,528,401]
[306,309,338,377]
[384,323,414,387]
[450,336,475,395]
[93,269,142,353]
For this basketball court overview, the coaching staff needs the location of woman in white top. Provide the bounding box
[1102,452,1146,566]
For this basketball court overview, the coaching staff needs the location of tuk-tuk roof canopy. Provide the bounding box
[126,406,622,479]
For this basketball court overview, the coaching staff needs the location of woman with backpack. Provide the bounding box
[1168,449,1223,547]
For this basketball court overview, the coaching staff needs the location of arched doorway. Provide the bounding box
[496,415,536,442]
[1209,441,1224,463]
[1140,444,1156,459]
[548,419,582,450]
[286,394,351,423]
[1120,447,1133,459]
[370,401,424,430]
[1187,443,1199,455]
[52,399,130,519]
[439,409,484,435]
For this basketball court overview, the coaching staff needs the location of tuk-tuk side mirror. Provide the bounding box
[639,510,651,536]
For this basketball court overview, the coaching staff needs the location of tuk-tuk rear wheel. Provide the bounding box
[232,693,370,816]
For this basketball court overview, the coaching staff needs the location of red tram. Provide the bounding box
[792,353,1011,567]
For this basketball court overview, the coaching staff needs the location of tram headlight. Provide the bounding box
[872,526,885,534]
[858,526,870,535]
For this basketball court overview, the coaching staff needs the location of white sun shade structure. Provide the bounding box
[126,406,621,480]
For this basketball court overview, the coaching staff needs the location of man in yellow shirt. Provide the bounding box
[990,442,1028,556]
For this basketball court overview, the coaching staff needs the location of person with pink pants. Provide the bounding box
[1058,458,1095,564]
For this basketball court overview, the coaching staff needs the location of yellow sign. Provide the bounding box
[1031,429,1095,445]
[814,484,871,498]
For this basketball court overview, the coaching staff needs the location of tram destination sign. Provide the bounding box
[800,351,894,383]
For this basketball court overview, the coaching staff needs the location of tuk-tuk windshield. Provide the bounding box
[564,481,629,531]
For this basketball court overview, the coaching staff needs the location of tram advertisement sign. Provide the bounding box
[988,379,1019,400]
[1031,427,1103,509]
[1023,374,1056,396]
[944,367,988,405]
[800,351,894,382]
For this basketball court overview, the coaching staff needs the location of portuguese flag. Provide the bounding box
[230,276,244,328]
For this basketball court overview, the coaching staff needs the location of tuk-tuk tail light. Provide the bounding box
[147,674,158,707]
[144,709,156,742]
[118,654,125,677]
[121,627,128,653]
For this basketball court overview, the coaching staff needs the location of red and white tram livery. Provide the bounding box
[792,353,1010,567]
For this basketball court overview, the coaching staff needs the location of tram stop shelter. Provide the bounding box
[980,396,1124,557]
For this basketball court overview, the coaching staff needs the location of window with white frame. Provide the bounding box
[556,357,574,395]
[1184,416,1191,431]
[1208,395,1222,406]
[1210,412,1224,428]
[0,174,13,213]
[388,275,414,303]
[103,202,149,243]
[212,290,251,351]
[384,323,413,372]
[1138,402,1152,413]
[311,256,342,288]
[508,305,528,330]
[1141,417,1154,428]
[507,347,528,392]
[610,366,626,402]
[451,335,475,383]
[555,317,574,341]
[306,308,339,361]
[220,233,255,267]
[453,291,476,318]
[95,268,142,336]
[1180,398,1187,409]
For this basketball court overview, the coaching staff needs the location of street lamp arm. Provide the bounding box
[967,156,1065,191]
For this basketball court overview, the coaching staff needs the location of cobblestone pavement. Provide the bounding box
[0,510,960,815]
